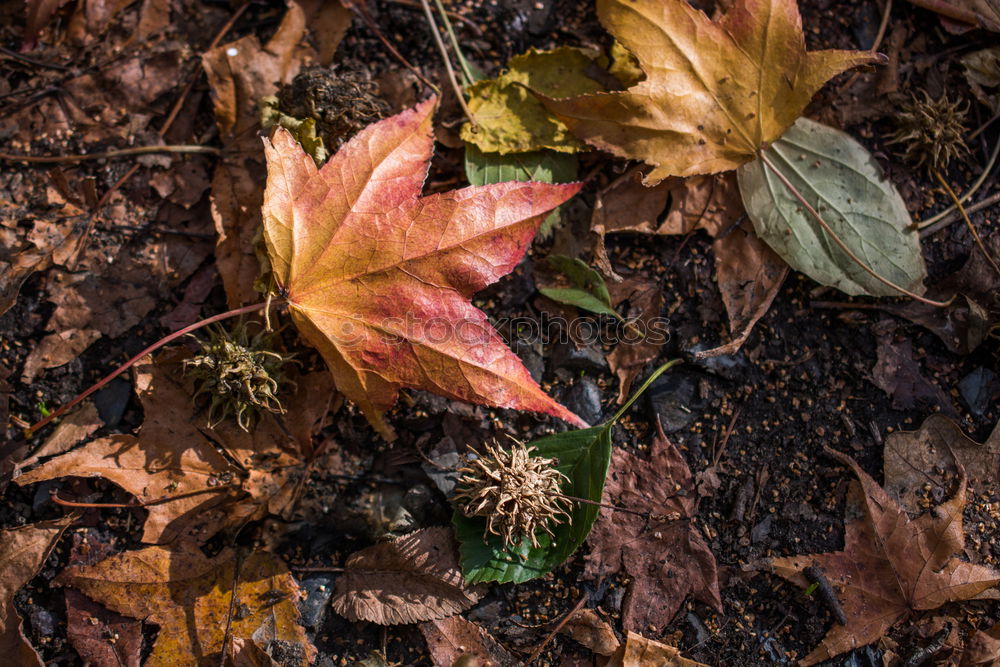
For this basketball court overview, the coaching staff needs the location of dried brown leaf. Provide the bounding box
[419,615,516,667]
[963,622,1000,666]
[17,402,100,471]
[16,349,334,544]
[606,277,665,402]
[769,448,1000,666]
[559,608,621,657]
[332,527,483,625]
[584,421,721,633]
[0,516,76,667]
[56,546,314,667]
[884,414,1000,513]
[606,631,709,666]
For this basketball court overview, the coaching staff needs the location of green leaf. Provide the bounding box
[537,255,618,318]
[454,360,681,584]
[464,145,578,239]
[461,47,608,154]
[737,117,927,297]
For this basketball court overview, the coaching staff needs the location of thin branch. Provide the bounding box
[24,302,268,438]
[838,0,893,93]
[931,168,1000,277]
[219,550,245,667]
[920,191,1000,237]
[525,594,588,664]
[0,145,220,164]
[343,0,439,94]
[50,485,238,509]
[0,46,70,71]
[916,138,999,229]
[757,151,952,307]
[417,0,475,125]
[433,0,476,84]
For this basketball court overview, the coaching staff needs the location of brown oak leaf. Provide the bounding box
[543,0,880,181]
[332,527,483,625]
[584,419,721,633]
[769,447,1000,666]
[261,97,585,439]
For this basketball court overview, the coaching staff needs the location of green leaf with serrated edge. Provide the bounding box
[737,117,927,297]
[454,359,682,584]
[538,255,618,318]
[464,145,578,239]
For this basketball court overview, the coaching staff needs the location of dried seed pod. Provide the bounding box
[453,439,572,550]
[886,90,968,173]
[183,322,295,431]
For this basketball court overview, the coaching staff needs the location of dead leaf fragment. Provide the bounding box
[606,276,665,402]
[543,0,879,181]
[261,98,585,439]
[871,328,954,414]
[419,615,516,667]
[769,448,1000,666]
[963,622,1000,666]
[559,608,621,657]
[884,414,1000,513]
[607,631,709,666]
[0,516,76,667]
[332,527,483,624]
[16,402,100,471]
[584,421,721,633]
[57,546,313,667]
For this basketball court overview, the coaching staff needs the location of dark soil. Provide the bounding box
[1,0,998,665]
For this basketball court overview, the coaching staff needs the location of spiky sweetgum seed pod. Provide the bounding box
[183,323,295,431]
[886,90,969,174]
[453,440,572,551]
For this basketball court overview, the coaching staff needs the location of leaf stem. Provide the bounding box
[24,302,268,439]
[757,151,952,308]
[417,0,476,126]
[930,168,1000,277]
[432,0,476,85]
[609,358,681,424]
[0,145,220,164]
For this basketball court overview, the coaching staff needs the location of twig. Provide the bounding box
[24,302,268,438]
[219,550,245,667]
[291,566,346,573]
[0,46,70,71]
[433,0,477,84]
[553,492,673,519]
[920,190,1000,237]
[343,0,439,94]
[931,169,1000,277]
[916,138,999,229]
[757,151,952,307]
[969,110,1000,142]
[385,0,482,34]
[0,145,220,163]
[50,485,238,508]
[417,0,475,125]
[901,0,988,28]
[525,593,588,664]
[804,565,848,626]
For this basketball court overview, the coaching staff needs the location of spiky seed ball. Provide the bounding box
[453,440,572,550]
[183,323,294,431]
[886,90,969,173]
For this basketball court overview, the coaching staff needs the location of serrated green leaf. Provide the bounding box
[464,145,578,239]
[454,360,681,584]
[737,117,927,297]
[538,255,618,318]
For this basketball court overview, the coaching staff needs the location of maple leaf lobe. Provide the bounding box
[542,0,880,181]
[262,97,586,439]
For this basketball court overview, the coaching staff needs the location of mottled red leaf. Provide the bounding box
[262,98,585,438]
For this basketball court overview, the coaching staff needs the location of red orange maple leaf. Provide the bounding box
[262,98,586,439]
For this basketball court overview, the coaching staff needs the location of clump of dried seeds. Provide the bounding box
[453,439,572,550]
